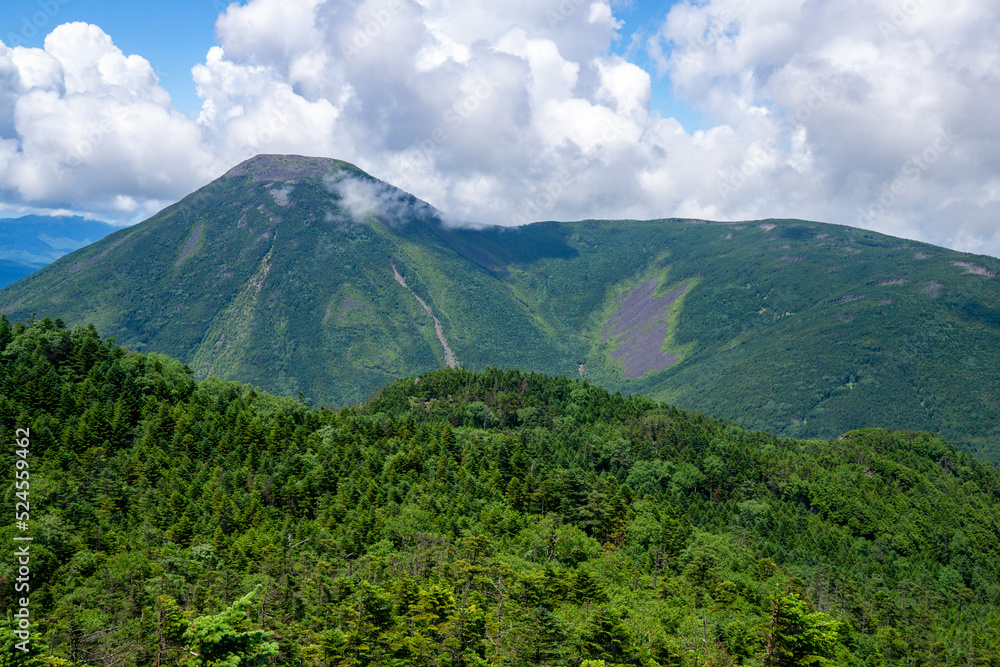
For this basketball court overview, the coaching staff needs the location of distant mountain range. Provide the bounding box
[1,154,998,461]
[0,215,116,288]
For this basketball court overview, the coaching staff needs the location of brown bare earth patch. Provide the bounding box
[2,295,29,312]
[877,278,908,285]
[601,278,688,379]
[759,223,777,232]
[391,262,458,369]
[923,281,944,298]
[952,261,996,277]
[914,252,931,260]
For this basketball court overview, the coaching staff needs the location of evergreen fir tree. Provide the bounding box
[764,593,840,667]
[183,586,278,667]
[580,607,634,665]
[0,313,12,351]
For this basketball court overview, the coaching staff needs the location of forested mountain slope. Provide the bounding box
[1,155,998,460]
[1,318,999,665]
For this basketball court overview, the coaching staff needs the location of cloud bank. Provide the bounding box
[0,0,998,257]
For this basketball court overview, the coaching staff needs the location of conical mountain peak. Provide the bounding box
[3,155,1000,459]
[213,153,447,228]
[223,154,358,182]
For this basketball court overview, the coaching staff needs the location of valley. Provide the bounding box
[2,155,997,461]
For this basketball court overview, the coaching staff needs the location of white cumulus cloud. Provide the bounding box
[0,23,218,220]
[0,0,998,257]
[647,0,1000,255]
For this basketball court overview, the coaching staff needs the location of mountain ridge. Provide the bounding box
[0,214,116,288]
[1,154,998,461]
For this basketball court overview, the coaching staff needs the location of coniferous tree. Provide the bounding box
[1,322,1000,665]
[520,606,566,666]
[571,569,607,605]
[580,607,634,665]
[764,593,840,667]
[0,313,12,351]
[182,586,278,667]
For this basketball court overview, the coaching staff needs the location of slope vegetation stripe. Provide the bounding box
[391,261,458,368]
[175,225,203,266]
[602,278,690,378]
[194,243,275,377]
[67,236,130,274]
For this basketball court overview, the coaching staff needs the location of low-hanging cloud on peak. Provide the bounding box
[323,172,448,228]
[0,0,999,257]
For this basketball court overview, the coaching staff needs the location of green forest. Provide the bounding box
[3,154,998,461]
[1,316,999,665]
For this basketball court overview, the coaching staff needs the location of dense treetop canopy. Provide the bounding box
[1,317,999,665]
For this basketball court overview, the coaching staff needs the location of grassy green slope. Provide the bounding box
[455,219,1000,461]
[1,155,998,460]
[0,155,570,407]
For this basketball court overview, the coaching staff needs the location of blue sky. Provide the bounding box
[609,1,710,131]
[0,0,709,127]
[1,0,220,116]
[0,0,998,257]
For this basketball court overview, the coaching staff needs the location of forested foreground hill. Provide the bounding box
[3,154,1000,461]
[1,318,1000,666]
